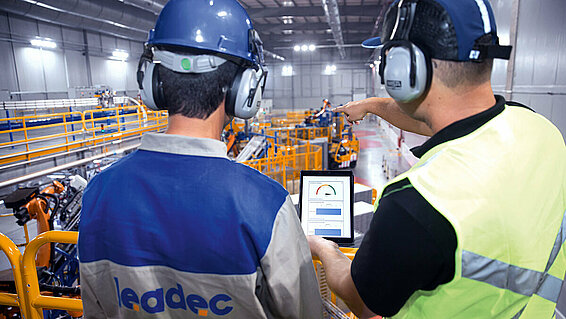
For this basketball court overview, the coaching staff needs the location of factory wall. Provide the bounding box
[263,47,372,110]
[0,12,143,102]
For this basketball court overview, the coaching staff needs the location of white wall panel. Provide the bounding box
[13,45,46,92]
[125,60,140,92]
[61,28,83,45]
[9,15,38,38]
[37,21,62,41]
[86,32,102,52]
[42,50,67,91]
[90,57,129,91]
[551,96,566,138]
[0,41,19,93]
[101,34,117,51]
[65,51,88,87]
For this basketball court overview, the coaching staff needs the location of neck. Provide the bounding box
[418,82,496,134]
[165,103,227,140]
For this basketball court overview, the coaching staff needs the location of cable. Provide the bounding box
[37,193,60,273]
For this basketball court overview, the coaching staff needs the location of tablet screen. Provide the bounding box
[299,170,354,243]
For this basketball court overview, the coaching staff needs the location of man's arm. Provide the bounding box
[334,97,433,136]
[308,236,377,319]
[256,196,324,319]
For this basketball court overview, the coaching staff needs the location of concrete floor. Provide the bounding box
[351,119,411,193]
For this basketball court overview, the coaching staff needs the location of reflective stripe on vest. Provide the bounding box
[463,209,565,304]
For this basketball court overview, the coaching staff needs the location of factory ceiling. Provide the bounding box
[1,0,393,59]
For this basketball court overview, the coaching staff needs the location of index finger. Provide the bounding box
[332,104,348,113]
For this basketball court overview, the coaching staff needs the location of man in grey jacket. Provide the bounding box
[78,0,323,318]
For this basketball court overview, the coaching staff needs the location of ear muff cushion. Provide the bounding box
[140,63,159,111]
[383,44,430,103]
[225,68,263,120]
[151,65,167,110]
[225,68,244,117]
[233,68,262,119]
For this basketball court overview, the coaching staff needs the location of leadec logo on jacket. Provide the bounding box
[114,277,234,316]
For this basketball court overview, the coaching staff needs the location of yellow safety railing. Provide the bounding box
[83,105,167,149]
[266,126,333,145]
[242,142,322,194]
[0,233,30,318]
[21,231,81,319]
[286,111,310,120]
[271,117,304,127]
[0,111,85,165]
[313,247,360,319]
[0,105,167,166]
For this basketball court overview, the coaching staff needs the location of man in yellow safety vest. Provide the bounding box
[310,0,566,318]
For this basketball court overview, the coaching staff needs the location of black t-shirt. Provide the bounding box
[351,179,457,317]
[350,96,527,317]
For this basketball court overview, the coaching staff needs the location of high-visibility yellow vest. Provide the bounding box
[377,105,566,318]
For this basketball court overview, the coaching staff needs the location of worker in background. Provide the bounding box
[313,0,566,318]
[78,0,323,318]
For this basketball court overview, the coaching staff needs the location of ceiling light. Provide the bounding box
[282,65,293,76]
[111,49,129,60]
[282,16,293,24]
[308,44,316,51]
[283,30,293,35]
[294,45,301,52]
[324,64,337,75]
[195,29,204,43]
[374,60,379,65]
[283,1,294,6]
[369,63,374,68]
[30,38,56,49]
[301,44,308,51]
[217,11,227,17]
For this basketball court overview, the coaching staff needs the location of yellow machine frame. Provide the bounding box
[0,233,30,318]
[21,231,82,319]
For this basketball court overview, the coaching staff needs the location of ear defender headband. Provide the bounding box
[379,0,432,103]
[136,30,268,119]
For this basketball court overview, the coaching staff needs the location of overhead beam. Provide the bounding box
[256,22,375,33]
[260,32,371,41]
[263,35,370,49]
[247,5,381,18]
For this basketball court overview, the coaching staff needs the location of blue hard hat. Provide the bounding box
[147,0,262,66]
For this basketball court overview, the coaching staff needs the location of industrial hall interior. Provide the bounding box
[0,0,565,318]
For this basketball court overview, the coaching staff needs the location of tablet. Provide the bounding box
[299,170,354,243]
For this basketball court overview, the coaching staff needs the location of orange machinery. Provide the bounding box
[3,181,64,268]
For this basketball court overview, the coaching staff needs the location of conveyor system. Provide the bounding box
[236,135,267,162]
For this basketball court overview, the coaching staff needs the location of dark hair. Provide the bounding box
[433,58,493,88]
[158,58,239,119]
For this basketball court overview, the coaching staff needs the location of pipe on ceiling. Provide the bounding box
[120,0,166,15]
[2,0,157,42]
[321,0,346,59]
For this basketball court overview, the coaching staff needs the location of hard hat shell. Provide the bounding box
[147,0,257,65]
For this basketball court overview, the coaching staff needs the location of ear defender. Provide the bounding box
[377,0,431,103]
[225,67,266,120]
[137,51,167,111]
[380,42,431,103]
